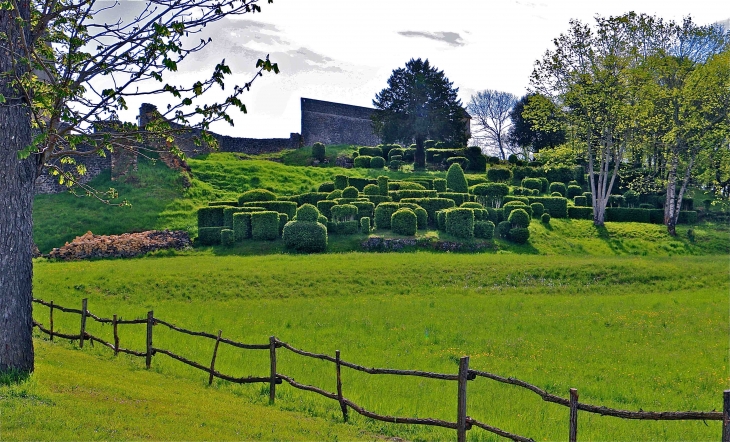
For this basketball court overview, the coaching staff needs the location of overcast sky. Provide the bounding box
[114,0,729,138]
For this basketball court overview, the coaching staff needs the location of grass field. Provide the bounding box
[17,253,728,441]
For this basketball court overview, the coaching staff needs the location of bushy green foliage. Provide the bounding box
[508,227,530,244]
[346,177,375,191]
[551,192,562,197]
[529,197,568,218]
[474,220,495,239]
[318,214,328,225]
[197,227,223,245]
[334,175,349,190]
[574,196,588,207]
[198,207,226,228]
[446,208,475,238]
[390,189,438,201]
[232,212,253,240]
[318,182,335,193]
[360,216,371,232]
[446,156,469,169]
[504,196,530,205]
[220,229,235,246]
[522,178,542,191]
[330,204,358,221]
[316,201,337,219]
[436,210,447,230]
[223,207,264,228]
[539,177,550,193]
[545,166,575,183]
[605,208,651,223]
[397,181,427,190]
[487,167,512,182]
[508,154,519,164]
[503,201,532,220]
[365,195,393,205]
[330,220,359,234]
[208,201,238,207]
[639,203,654,209]
[370,156,385,169]
[549,182,567,197]
[389,159,404,170]
[359,146,383,157]
[353,201,375,221]
[471,182,510,208]
[530,202,544,217]
[377,176,389,196]
[353,155,372,168]
[241,201,297,220]
[568,206,593,220]
[567,185,583,199]
[400,198,455,224]
[238,189,277,205]
[327,189,342,200]
[387,148,404,160]
[497,220,511,238]
[296,204,320,222]
[398,203,427,229]
[608,195,625,208]
[513,187,538,196]
[508,208,530,228]
[363,184,380,195]
[463,145,487,172]
[293,192,329,206]
[487,207,501,224]
[251,211,280,240]
[583,192,593,207]
[391,208,417,235]
[282,221,327,252]
[342,186,359,199]
[466,177,488,187]
[460,202,482,209]
[446,163,469,193]
[312,142,326,161]
[437,192,470,206]
[541,212,551,223]
[374,202,400,229]
[678,211,698,224]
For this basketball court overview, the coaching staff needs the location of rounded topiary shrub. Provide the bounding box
[312,142,326,161]
[446,163,469,193]
[278,214,289,235]
[541,213,551,224]
[567,185,583,199]
[363,184,380,195]
[497,221,511,239]
[433,178,447,193]
[318,182,335,193]
[327,189,343,200]
[251,211,280,240]
[503,201,531,220]
[509,227,530,244]
[370,156,385,169]
[334,175,349,190]
[342,186,359,199]
[474,220,495,240]
[238,189,277,205]
[318,214,328,225]
[198,227,223,245]
[374,202,400,230]
[316,200,337,219]
[331,204,358,221]
[353,155,372,168]
[530,202,544,218]
[551,191,563,197]
[360,216,371,232]
[461,202,482,209]
[391,208,417,236]
[232,212,253,240]
[296,204,320,222]
[446,208,475,239]
[522,178,542,191]
[549,182,567,197]
[487,167,513,183]
[282,221,327,253]
[508,208,530,228]
[539,177,550,193]
[220,229,235,246]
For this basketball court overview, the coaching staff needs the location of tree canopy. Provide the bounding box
[508,93,566,156]
[466,89,517,160]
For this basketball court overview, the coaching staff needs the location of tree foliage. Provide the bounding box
[509,93,566,155]
[466,89,517,160]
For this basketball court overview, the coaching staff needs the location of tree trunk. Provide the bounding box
[0,0,36,374]
[664,149,679,236]
[414,136,425,169]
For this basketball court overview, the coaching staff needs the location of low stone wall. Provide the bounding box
[301,97,381,146]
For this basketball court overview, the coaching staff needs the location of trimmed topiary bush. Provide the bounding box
[374,202,400,229]
[251,211,280,240]
[316,201,337,220]
[551,192,562,197]
[639,203,654,209]
[508,227,530,244]
[446,208,475,239]
[508,208,530,228]
[282,220,327,253]
[539,177,549,193]
[296,204,320,222]
[541,213,551,224]
[232,212,253,240]
[497,220,511,238]
[528,197,568,218]
[471,183,510,208]
[446,163,469,193]
[391,208,417,236]
[530,202,544,218]
[487,167,512,182]
[208,201,238,207]
[433,178,447,193]
[354,155,372,168]
[327,189,343,200]
[549,182,566,197]
[474,220,495,240]
[198,207,226,228]
[377,176,389,196]
[608,195,625,208]
[241,201,297,220]
[220,229,235,246]
[583,192,593,207]
[437,192,470,206]
[334,175,349,190]
[360,216,371,232]
[545,166,575,183]
[318,214,328,225]
[605,208,651,223]
[574,196,587,207]
[238,189,277,205]
[522,178,542,191]
[330,204,358,221]
[312,142,326,161]
[363,184,380,195]
[567,185,583,199]
[370,156,385,169]
[461,202,482,209]
[318,182,335,193]
[342,186,359,199]
[503,201,531,220]
[359,146,383,157]
[353,201,375,220]
[279,214,289,235]
[198,227,223,245]
[568,206,593,220]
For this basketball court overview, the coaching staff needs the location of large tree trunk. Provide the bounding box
[0,0,36,374]
[414,136,425,169]
[664,144,696,237]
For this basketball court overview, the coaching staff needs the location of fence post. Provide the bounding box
[457,356,470,442]
[49,301,54,342]
[79,298,88,348]
[269,336,277,404]
[209,330,222,386]
[336,350,348,422]
[145,311,154,369]
[113,314,119,356]
[569,388,579,442]
[723,390,730,442]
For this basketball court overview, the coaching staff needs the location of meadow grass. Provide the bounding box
[27,253,729,441]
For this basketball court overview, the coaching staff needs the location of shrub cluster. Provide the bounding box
[391,208,417,236]
[399,198,455,224]
[360,216,371,232]
[208,201,238,207]
[374,202,400,229]
[567,185,583,199]
[471,183,509,208]
[568,207,593,220]
[530,202,544,217]
[198,227,223,245]
[522,178,542,191]
[198,207,226,228]
[250,211,280,240]
[437,192,470,206]
[446,208,474,239]
[312,142,326,161]
[318,182,335,193]
[549,182,567,197]
[370,156,385,169]
[474,220,495,240]
[331,204,358,221]
[528,197,568,218]
[238,189,277,205]
[242,201,297,220]
[334,175,349,190]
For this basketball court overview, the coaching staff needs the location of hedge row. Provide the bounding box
[399,198,456,225]
[527,197,568,218]
[241,201,297,220]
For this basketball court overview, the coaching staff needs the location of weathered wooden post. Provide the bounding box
[79,298,88,348]
[49,301,54,342]
[145,310,154,369]
[112,314,119,356]
[209,330,222,385]
[269,336,277,404]
[723,390,730,442]
[569,388,579,442]
[457,356,470,442]
[336,350,348,422]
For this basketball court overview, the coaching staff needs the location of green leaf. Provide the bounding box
[0,93,5,103]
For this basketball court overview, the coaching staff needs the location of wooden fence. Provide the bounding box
[32,298,730,442]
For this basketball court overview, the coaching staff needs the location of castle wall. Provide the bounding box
[301,97,380,146]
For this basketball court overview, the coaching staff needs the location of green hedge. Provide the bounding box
[391,208,417,236]
[437,192,470,206]
[398,203,427,229]
[549,182,567,197]
[296,204,320,222]
[282,221,327,252]
[466,177,488,187]
[251,211,280,240]
[541,213,551,224]
[436,210,447,231]
[503,196,529,205]
[400,198,455,225]
[433,178,447,192]
[522,178,542,191]
[370,156,385,169]
[545,166,575,183]
[198,227,223,245]
[363,184,380,195]
[568,207,593,220]
[331,204,358,221]
[470,183,509,208]
[208,201,238,207]
[334,175,349,190]
[354,155,372,168]
[583,192,593,207]
[527,197,568,218]
[365,195,393,205]
[460,202,482,209]
[508,208,530,228]
[242,201,297,220]
[353,201,375,220]
[238,189,277,205]
[649,209,664,224]
[487,167,512,182]
[446,163,469,193]
[232,213,253,240]
[198,207,226,228]
[316,201,337,219]
[294,192,329,206]
[474,220,495,240]
[530,202,544,218]
[503,201,531,220]
[359,146,383,157]
[360,216,371,232]
[389,189,438,201]
[223,207,264,228]
[497,221,511,238]
[508,227,530,244]
[329,220,359,235]
[605,208,650,223]
[347,177,376,191]
[567,185,583,199]
[377,176,389,196]
[574,196,587,207]
[678,211,698,224]
[318,182,335,192]
[312,142,326,161]
[342,186,359,199]
[446,208,474,239]
[374,202,401,229]
[220,229,235,246]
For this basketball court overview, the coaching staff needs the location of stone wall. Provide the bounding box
[35,148,112,194]
[301,97,381,146]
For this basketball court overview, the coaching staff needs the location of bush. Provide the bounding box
[232,213,253,240]
[639,203,654,209]
[466,177,488,187]
[391,209,417,236]
[474,220,495,240]
[471,183,509,208]
[678,211,698,224]
[293,192,329,206]
[223,207,266,228]
[508,208,530,228]
[608,195,625,208]
[389,159,404,170]
[370,156,385,169]
[512,187,532,196]
[583,192,593,207]
[377,176,389,196]
[446,163,469,193]
[390,189,438,201]
[437,192,470,206]
[574,196,587,207]
[360,216,371,232]
[530,202,544,217]
[446,208,475,239]
[539,177,549,193]
[463,146,487,172]
[487,167,512,182]
[400,198,455,225]
[198,207,226,228]
[365,195,393,205]
[605,208,651,223]
[522,178,542,191]
[353,201,375,220]
[318,214,328,225]
[341,186,359,199]
[251,211,280,240]
[312,142,326,161]
[331,220,359,234]
[374,202,400,229]
[567,185,583,199]
[316,201,337,220]
[436,210,447,230]
[431,178,444,193]
[331,204,358,221]
[397,181,427,190]
[208,201,238,207]
[379,144,400,159]
[503,196,530,205]
[318,182,335,193]
[238,189,277,205]
[549,182,567,197]
[528,197,568,218]
[461,202,482,209]
[198,227,223,245]
[545,166,575,183]
[446,156,469,169]
[363,184,380,196]
[508,227,530,244]
[387,148,404,160]
[568,207,593,220]
[327,189,343,200]
[359,146,383,157]
[497,220,511,238]
[541,213,551,223]
[282,221,327,252]
[334,175,349,190]
[353,155,372,168]
[503,201,531,220]
[220,229,235,246]
[296,204,320,222]
[241,201,297,220]
[508,154,518,164]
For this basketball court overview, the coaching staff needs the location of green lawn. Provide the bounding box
[21,253,729,441]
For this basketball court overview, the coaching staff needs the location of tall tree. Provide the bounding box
[508,93,566,156]
[0,0,278,374]
[372,58,468,168]
[466,89,517,160]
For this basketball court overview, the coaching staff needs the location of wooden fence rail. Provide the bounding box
[31,297,729,442]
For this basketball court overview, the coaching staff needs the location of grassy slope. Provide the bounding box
[0,340,371,441]
[28,254,729,441]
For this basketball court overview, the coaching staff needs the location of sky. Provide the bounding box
[112,0,730,139]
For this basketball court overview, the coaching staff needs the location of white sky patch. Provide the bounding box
[110,0,730,138]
